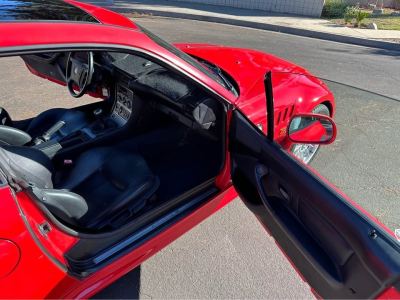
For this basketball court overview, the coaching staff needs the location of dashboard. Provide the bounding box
[110,65,221,135]
[114,83,133,121]
[21,51,222,137]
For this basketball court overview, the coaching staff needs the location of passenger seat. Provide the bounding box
[0,146,159,230]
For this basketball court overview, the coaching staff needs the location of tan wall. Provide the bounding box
[170,0,326,17]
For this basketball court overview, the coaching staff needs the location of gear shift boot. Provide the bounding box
[89,109,117,135]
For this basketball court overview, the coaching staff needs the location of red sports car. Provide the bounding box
[0,1,399,299]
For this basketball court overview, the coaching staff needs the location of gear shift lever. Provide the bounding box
[94,108,105,129]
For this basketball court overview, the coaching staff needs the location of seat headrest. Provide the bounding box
[0,146,53,189]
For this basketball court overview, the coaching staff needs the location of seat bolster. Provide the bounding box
[0,125,32,146]
[0,145,53,189]
[89,175,160,229]
[55,148,114,190]
[117,176,159,212]
[37,189,88,226]
[54,147,159,229]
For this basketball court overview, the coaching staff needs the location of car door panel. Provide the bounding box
[22,53,69,85]
[229,110,400,299]
[21,53,105,99]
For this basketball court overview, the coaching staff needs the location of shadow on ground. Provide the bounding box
[91,266,141,299]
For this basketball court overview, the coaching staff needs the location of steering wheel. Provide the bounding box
[66,52,94,98]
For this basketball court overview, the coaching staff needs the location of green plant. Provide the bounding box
[322,0,350,17]
[343,3,360,23]
[355,10,369,27]
[343,11,353,23]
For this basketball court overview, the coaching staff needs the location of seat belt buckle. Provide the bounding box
[64,159,73,165]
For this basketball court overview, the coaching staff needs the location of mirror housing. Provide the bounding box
[287,113,337,145]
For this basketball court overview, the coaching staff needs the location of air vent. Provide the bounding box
[290,104,295,117]
[276,105,295,125]
[283,108,288,121]
[276,111,282,125]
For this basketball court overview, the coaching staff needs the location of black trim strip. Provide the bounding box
[264,71,274,142]
[23,177,217,239]
[65,186,221,277]
[93,188,218,264]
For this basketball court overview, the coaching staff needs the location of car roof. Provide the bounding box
[0,0,139,29]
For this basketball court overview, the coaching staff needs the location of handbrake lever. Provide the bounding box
[34,120,65,145]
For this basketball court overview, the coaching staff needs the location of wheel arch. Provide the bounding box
[320,100,334,117]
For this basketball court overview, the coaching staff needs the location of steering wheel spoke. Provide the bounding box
[78,69,88,90]
[66,52,94,98]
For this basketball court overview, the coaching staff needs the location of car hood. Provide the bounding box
[175,43,315,97]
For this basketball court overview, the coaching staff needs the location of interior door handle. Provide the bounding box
[254,164,276,216]
[279,187,290,203]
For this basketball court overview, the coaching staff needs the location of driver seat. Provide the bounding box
[0,107,91,146]
[0,145,159,230]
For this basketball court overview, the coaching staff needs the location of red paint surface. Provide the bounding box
[0,186,79,299]
[376,287,400,300]
[16,191,79,265]
[64,0,140,30]
[0,3,393,299]
[0,239,20,279]
[59,188,235,299]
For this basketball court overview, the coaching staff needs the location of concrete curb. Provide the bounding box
[110,7,400,52]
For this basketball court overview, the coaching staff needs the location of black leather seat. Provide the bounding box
[0,107,91,146]
[0,145,159,230]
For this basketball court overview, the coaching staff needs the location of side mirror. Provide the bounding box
[287,113,337,145]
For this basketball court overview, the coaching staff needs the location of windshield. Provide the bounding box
[137,24,230,92]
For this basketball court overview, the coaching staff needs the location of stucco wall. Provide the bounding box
[170,0,326,17]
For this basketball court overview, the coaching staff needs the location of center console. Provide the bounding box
[113,83,133,121]
[33,79,143,163]
[81,83,132,139]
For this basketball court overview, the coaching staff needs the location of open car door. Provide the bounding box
[229,73,400,299]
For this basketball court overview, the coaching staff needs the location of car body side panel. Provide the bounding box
[16,191,79,265]
[0,186,80,299]
[176,43,314,96]
[60,186,237,299]
[0,110,237,299]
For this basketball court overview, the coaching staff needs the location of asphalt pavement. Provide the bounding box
[1,16,399,299]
